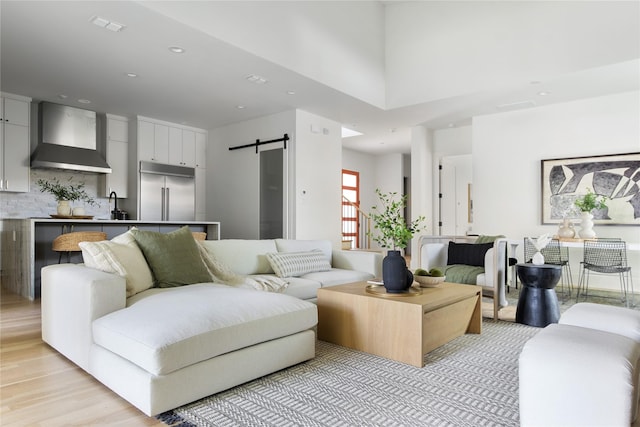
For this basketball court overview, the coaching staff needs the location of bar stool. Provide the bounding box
[52,231,107,263]
[192,232,207,241]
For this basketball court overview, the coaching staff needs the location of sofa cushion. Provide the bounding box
[130,226,211,288]
[200,239,277,275]
[277,276,321,300]
[302,268,374,287]
[447,242,493,267]
[93,284,318,375]
[265,250,331,278]
[79,230,153,297]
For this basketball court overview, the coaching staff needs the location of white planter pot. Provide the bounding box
[579,212,597,239]
[57,200,71,216]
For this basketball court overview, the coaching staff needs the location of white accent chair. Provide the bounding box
[417,235,509,320]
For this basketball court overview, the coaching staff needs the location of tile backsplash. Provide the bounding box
[0,169,114,219]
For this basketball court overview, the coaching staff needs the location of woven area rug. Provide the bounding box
[158,320,540,427]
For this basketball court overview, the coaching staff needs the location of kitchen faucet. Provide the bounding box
[109,191,118,220]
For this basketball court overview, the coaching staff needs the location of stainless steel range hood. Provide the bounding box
[31,102,112,173]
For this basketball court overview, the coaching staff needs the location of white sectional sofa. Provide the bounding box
[41,229,382,416]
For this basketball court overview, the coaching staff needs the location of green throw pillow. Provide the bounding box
[130,226,212,288]
[474,235,505,244]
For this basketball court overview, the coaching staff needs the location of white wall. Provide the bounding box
[375,153,404,195]
[293,110,342,246]
[208,111,295,239]
[473,91,640,290]
[208,109,343,246]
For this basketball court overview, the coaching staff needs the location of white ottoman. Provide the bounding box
[519,323,640,426]
[560,302,640,342]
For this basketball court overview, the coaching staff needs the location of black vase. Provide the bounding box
[382,250,414,293]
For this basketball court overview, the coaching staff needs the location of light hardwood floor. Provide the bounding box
[0,287,165,426]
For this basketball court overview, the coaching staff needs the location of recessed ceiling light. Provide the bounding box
[125,72,138,78]
[286,91,296,95]
[58,94,68,99]
[246,74,268,84]
[90,15,125,32]
[538,91,551,96]
[448,123,455,128]
[236,105,246,109]
[77,99,91,104]
[168,46,186,54]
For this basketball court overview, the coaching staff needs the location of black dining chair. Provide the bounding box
[576,238,634,307]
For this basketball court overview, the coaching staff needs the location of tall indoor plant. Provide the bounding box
[369,189,426,293]
[574,188,607,238]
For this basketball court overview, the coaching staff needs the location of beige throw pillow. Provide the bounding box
[79,230,153,297]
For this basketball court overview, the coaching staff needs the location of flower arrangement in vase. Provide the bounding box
[369,189,426,293]
[37,177,97,216]
[574,188,607,239]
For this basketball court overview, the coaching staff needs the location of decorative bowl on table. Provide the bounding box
[414,275,446,287]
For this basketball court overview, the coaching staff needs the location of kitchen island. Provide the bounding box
[1,218,220,300]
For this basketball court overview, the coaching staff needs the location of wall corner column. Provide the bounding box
[410,125,434,269]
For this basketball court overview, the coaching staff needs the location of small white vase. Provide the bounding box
[57,200,71,216]
[532,251,545,265]
[557,218,575,239]
[579,212,597,239]
[72,206,85,216]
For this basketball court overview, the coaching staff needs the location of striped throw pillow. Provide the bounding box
[265,250,331,278]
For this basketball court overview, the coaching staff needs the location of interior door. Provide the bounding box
[440,155,472,236]
[260,148,284,239]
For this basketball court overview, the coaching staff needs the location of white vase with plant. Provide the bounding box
[37,177,97,216]
[574,188,607,239]
[369,189,426,292]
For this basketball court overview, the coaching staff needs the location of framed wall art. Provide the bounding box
[541,152,640,225]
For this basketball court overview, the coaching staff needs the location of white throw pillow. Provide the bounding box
[265,250,331,278]
[79,230,153,297]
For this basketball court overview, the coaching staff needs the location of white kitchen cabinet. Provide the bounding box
[0,93,31,193]
[168,127,196,167]
[195,132,207,169]
[138,120,169,164]
[102,115,129,198]
[134,116,207,220]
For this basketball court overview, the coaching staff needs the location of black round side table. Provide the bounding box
[515,263,562,327]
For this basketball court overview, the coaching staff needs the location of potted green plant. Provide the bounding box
[369,189,426,293]
[574,188,607,238]
[37,177,96,216]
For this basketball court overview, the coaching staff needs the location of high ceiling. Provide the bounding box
[1,1,638,154]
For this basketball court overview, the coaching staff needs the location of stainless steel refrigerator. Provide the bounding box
[139,161,195,221]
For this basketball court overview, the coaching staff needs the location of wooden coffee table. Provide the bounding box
[317,281,482,367]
